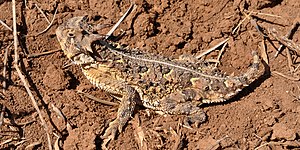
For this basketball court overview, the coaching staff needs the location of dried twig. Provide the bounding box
[53,132,61,150]
[76,90,118,106]
[295,64,300,73]
[14,62,53,150]
[3,43,13,92]
[286,88,300,101]
[285,46,294,72]
[259,39,269,64]
[206,59,220,64]
[249,18,268,37]
[275,20,299,57]
[272,71,299,81]
[25,141,42,150]
[27,48,61,58]
[14,140,27,148]
[12,0,19,63]
[33,6,58,36]
[214,41,228,67]
[0,19,12,31]
[15,120,36,126]
[232,11,253,35]
[268,27,300,72]
[0,105,5,127]
[0,137,25,146]
[268,27,300,56]
[241,11,267,37]
[105,3,136,39]
[53,136,61,150]
[24,0,28,9]
[196,38,229,59]
[35,3,50,24]
[244,10,282,18]
[12,0,52,149]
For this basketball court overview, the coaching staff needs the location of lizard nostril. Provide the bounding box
[67,32,75,37]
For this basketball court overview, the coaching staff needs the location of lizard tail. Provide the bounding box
[201,51,261,104]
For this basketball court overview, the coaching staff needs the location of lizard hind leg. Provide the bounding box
[156,91,207,127]
[160,100,207,127]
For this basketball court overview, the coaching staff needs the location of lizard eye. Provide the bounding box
[204,86,210,91]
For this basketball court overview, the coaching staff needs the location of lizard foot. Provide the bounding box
[184,110,207,128]
[101,119,124,148]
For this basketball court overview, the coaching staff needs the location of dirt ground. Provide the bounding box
[1,0,300,149]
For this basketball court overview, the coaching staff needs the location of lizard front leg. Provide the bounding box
[81,65,139,143]
[150,88,207,127]
[102,85,138,141]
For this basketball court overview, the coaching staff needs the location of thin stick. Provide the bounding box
[12,0,19,64]
[14,65,53,149]
[196,38,229,59]
[76,90,118,106]
[0,105,5,127]
[24,0,28,9]
[285,47,294,72]
[14,140,27,147]
[3,118,35,126]
[268,27,300,56]
[12,0,52,149]
[35,3,50,24]
[34,6,58,36]
[244,10,282,18]
[3,43,13,92]
[275,20,299,57]
[241,11,267,37]
[259,39,269,64]
[27,48,61,58]
[281,38,300,55]
[268,28,296,71]
[0,137,25,146]
[232,11,253,35]
[54,135,61,150]
[206,59,220,63]
[15,120,36,126]
[294,64,300,73]
[215,41,228,67]
[250,18,268,37]
[272,71,299,81]
[25,141,42,149]
[0,20,12,31]
[105,3,136,39]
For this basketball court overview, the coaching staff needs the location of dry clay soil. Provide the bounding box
[1,0,300,149]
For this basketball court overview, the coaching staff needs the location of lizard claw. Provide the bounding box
[102,119,122,139]
[101,119,124,148]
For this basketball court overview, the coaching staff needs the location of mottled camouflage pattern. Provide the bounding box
[56,16,261,141]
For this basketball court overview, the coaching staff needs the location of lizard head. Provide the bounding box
[56,16,103,65]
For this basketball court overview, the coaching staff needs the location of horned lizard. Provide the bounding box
[56,16,261,142]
